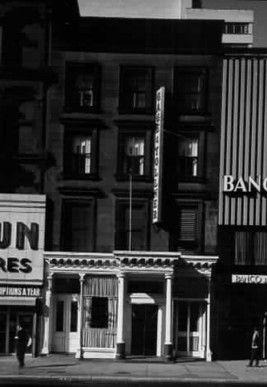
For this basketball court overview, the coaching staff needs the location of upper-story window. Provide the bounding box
[174,67,208,114]
[119,66,154,114]
[177,131,205,181]
[115,199,150,251]
[235,231,267,265]
[65,63,101,112]
[116,126,153,180]
[171,202,203,254]
[224,23,250,35]
[64,125,98,179]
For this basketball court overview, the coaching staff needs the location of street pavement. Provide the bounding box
[0,354,267,384]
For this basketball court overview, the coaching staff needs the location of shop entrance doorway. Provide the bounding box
[0,309,34,354]
[52,295,79,353]
[131,304,158,356]
[174,301,204,358]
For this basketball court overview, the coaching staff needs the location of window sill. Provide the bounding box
[115,174,152,183]
[64,105,101,114]
[62,173,100,181]
[118,108,154,115]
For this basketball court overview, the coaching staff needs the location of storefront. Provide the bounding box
[0,194,46,355]
[216,53,267,359]
[43,250,217,361]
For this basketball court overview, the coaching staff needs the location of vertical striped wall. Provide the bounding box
[219,56,267,226]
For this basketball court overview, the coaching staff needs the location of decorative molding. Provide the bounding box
[44,251,217,276]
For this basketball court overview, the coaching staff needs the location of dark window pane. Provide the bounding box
[70,301,78,332]
[56,301,64,332]
[190,303,199,331]
[178,303,188,331]
[91,297,108,328]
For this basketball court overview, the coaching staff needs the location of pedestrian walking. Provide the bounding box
[248,326,261,367]
[14,324,30,368]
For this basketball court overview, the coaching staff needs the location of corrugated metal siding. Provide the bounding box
[219,57,267,226]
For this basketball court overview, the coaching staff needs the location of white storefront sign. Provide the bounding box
[232,274,267,284]
[153,87,165,224]
[223,175,267,193]
[0,194,46,285]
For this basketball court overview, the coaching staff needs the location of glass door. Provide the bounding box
[174,301,204,358]
[52,295,79,353]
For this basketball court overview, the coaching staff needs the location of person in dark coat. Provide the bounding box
[14,324,29,368]
[248,327,261,367]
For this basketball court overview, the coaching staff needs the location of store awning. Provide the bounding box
[0,297,36,306]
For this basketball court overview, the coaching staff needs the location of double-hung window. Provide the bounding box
[65,62,101,112]
[64,125,98,179]
[115,199,150,251]
[177,131,205,181]
[119,66,154,114]
[117,126,152,180]
[174,67,208,114]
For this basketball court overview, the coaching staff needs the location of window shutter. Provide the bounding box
[179,207,197,241]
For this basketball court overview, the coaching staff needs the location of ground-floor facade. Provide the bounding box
[41,251,217,361]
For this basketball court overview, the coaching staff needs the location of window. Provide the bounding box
[235,231,267,265]
[117,127,153,180]
[18,101,38,154]
[119,67,154,113]
[172,202,203,254]
[56,301,64,332]
[64,126,98,178]
[115,199,150,251]
[177,132,205,180]
[174,68,208,114]
[224,23,250,35]
[91,297,108,328]
[65,63,101,111]
[70,301,78,332]
[61,200,95,252]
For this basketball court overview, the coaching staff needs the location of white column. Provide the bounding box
[164,273,173,361]
[206,276,212,362]
[41,274,53,354]
[76,274,85,359]
[116,273,125,359]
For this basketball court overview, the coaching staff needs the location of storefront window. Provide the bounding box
[70,301,78,332]
[91,297,108,328]
[56,301,64,332]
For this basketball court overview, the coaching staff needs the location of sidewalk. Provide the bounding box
[0,354,267,384]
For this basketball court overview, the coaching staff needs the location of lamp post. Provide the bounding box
[128,166,132,251]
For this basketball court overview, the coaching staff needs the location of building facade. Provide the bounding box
[0,0,54,356]
[40,14,223,360]
[215,50,267,360]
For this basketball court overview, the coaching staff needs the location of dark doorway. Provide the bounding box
[131,304,158,356]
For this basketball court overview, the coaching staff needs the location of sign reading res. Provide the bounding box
[0,222,38,274]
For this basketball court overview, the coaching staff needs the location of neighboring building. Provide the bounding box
[41,12,223,360]
[216,49,267,360]
[0,0,55,355]
[78,0,254,47]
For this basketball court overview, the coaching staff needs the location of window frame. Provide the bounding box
[64,62,101,113]
[90,297,109,329]
[171,201,203,254]
[177,130,206,182]
[63,123,99,180]
[119,66,154,114]
[60,198,96,252]
[115,198,150,251]
[116,124,153,181]
[174,67,208,115]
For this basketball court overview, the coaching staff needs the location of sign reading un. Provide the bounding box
[0,194,46,285]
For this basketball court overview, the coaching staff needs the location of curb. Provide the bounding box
[0,375,267,386]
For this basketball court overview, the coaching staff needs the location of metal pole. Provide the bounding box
[129,170,132,251]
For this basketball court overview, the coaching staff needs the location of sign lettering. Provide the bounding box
[153,87,165,224]
[232,274,267,284]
